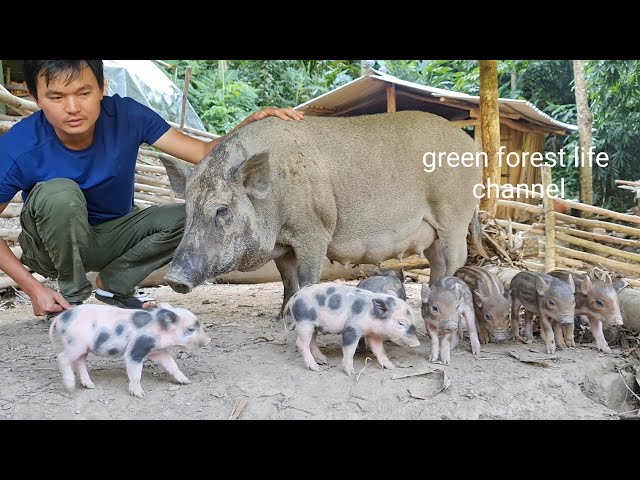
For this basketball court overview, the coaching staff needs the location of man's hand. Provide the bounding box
[238,107,304,129]
[29,284,71,317]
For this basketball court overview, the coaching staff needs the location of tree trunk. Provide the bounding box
[479,60,501,216]
[573,60,594,205]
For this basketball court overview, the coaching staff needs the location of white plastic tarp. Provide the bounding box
[103,60,205,131]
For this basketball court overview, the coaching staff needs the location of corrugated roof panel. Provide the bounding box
[296,69,578,132]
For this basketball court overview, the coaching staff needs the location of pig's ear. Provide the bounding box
[580,275,592,295]
[385,289,399,298]
[567,274,575,292]
[157,156,194,199]
[536,277,549,297]
[238,151,271,199]
[372,298,389,319]
[156,308,179,326]
[473,290,484,308]
[503,291,512,303]
[421,283,431,303]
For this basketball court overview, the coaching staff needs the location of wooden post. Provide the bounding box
[179,66,192,132]
[573,60,594,205]
[0,61,5,115]
[386,85,396,113]
[541,165,556,272]
[479,61,501,216]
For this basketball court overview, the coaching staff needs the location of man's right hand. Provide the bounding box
[28,284,71,317]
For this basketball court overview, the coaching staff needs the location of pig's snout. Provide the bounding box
[492,331,507,342]
[202,336,212,347]
[407,337,420,347]
[444,323,458,333]
[610,316,624,326]
[165,275,194,294]
[559,315,575,325]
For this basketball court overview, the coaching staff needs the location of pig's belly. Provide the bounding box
[327,219,436,265]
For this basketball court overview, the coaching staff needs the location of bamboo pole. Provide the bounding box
[479,60,501,216]
[179,66,192,132]
[135,174,171,187]
[135,163,167,174]
[553,197,640,225]
[134,183,173,197]
[555,232,640,263]
[541,164,556,272]
[497,199,543,214]
[0,272,46,290]
[555,225,640,248]
[386,85,396,113]
[134,192,183,205]
[555,245,640,276]
[615,179,640,188]
[555,212,640,237]
[495,219,545,234]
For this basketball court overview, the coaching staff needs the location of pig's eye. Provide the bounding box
[595,299,605,308]
[548,299,556,307]
[397,319,407,327]
[186,326,196,335]
[431,304,439,314]
[216,206,229,217]
[484,312,492,322]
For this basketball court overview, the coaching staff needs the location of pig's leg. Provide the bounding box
[563,323,575,348]
[553,321,567,349]
[426,322,440,363]
[440,333,452,365]
[57,351,76,391]
[588,317,611,354]
[294,244,327,288]
[124,359,146,398]
[425,239,446,286]
[540,316,556,355]
[511,300,524,342]
[476,308,490,345]
[72,354,95,389]
[274,250,299,318]
[148,350,191,384]
[366,335,394,370]
[341,326,361,376]
[296,324,321,372]
[523,310,534,343]
[439,230,468,277]
[461,307,481,355]
[309,331,328,365]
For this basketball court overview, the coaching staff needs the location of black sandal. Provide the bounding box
[94,289,156,309]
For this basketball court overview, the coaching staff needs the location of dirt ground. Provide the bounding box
[1,277,638,421]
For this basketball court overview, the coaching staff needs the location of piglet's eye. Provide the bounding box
[548,299,556,307]
[431,305,439,314]
[187,326,196,333]
[595,299,605,308]
[216,206,228,217]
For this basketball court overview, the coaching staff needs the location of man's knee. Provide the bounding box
[26,178,85,211]
[156,203,186,231]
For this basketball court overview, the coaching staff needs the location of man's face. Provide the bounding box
[34,64,104,144]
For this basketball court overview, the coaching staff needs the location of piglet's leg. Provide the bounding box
[440,333,452,365]
[588,317,612,354]
[309,332,328,365]
[57,351,76,391]
[73,353,95,389]
[124,359,146,398]
[366,335,394,370]
[523,310,535,343]
[148,350,191,384]
[426,322,440,363]
[341,326,360,376]
[540,316,556,355]
[553,322,567,349]
[461,307,481,355]
[296,325,321,372]
[563,323,575,348]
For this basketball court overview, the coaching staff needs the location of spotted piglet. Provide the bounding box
[421,277,481,365]
[284,283,420,375]
[48,303,211,398]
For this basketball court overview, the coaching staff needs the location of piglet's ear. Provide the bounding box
[156,309,179,328]
[372,299,389,319]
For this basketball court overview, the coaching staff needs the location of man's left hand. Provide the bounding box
[247,107,304,124]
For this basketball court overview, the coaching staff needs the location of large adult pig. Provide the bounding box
[549,269,622,354]
[160,111,484,312]
[49,303,210,397]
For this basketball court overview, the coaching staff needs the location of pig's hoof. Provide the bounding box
[81,381,96,389]
[599,346,612,354]
[429,356,438,363]
[314,355,329,365]
[441,358,450,365]
[307,364,321,372]
[380,360,395,369]
[343,368,355,376]
[129,386,146,398]
[177,378,192,385]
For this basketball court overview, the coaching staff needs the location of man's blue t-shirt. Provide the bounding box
[0,94,171,225]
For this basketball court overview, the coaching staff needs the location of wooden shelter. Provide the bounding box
[294,69,578,220]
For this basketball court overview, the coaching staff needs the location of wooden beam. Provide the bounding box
[386,85,396,113]
[556,225,640,249]
[541,165,556,271]
[450,119,480,128]
[555,245,640,276]
[332,97,382,116]
[555,212,640,237]
[553,197,640,224]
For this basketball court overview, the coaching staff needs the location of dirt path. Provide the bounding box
[0,280,636,420]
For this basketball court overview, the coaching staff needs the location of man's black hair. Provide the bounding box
[24,60,104,100]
